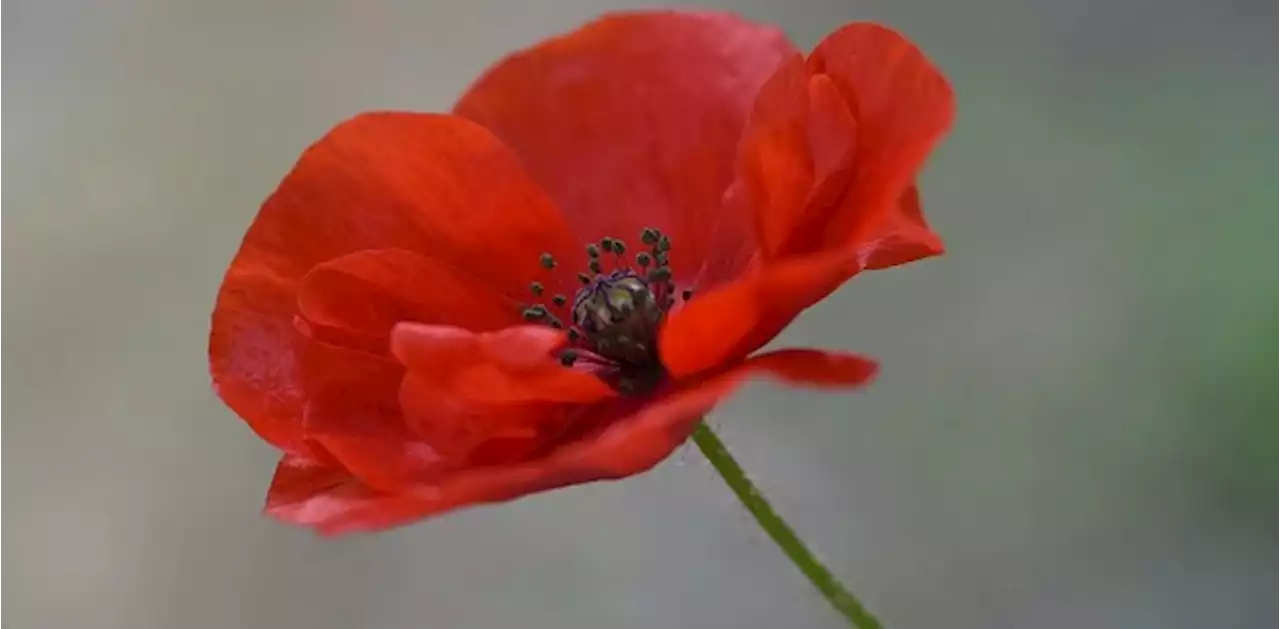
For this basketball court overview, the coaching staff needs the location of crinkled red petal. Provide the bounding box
[210,114,577,451]
[267,349,875,534]
[455,11,796,288]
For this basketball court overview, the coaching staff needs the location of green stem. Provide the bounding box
[691,421,883,629]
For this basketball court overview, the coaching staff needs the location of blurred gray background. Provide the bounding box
[4,1,1275,628]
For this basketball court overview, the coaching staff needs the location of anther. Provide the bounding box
[555,229,680,393]
[530,281,544,296]
[682,289,694,301]
[522,306,547,321]
[539,253,557,269]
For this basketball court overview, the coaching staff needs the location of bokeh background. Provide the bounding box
[4,0,1275,628]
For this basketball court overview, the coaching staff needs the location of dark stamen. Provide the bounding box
[682,289,694,301]
[525,230,685,396]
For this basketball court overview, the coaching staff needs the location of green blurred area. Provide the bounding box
[1119,73,1275,523]
[1150,172,1277,523]
[1187,311,1276,521]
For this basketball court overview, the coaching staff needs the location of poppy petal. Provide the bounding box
[736,57,858,258]
[662,196,937,380]
[564,348,878,477]
[454,11,796,285]
[211,114,579,449]
[296,248,519,354]
[855,185,946,270]
[732,24,951,262]
[265,454,451,534]
[210,268,316,451]
[398,371,565,463]
[390,323,616,404]
[303,365,448,492]
[228,112,580,295]
[391,324,561,461]
[659,26,954,377]
[287,337,445,491]
[264,450,594,536]
[743,348,879,388]
[269,349,874,534]
[805,23,954,260]
[659,247,864,378]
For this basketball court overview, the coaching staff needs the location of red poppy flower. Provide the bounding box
[209,11,953,535]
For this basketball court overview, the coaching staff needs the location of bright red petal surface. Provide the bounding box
[210,114,576,451]
[454,11,796,286]
[210,271,311,451]
[397,371,571,464]
[267,349,876,535]
[661,24,955,377]
[266,454,455,534]
[391,323,616,404]
[805,23,953,260]
[562,349,878,478]
[224,112,579,291]
[295,248,520,354]
[303,360,447,492]
[737,57,859,258]
[660,247,865,378]
[391,323,613,466]
[735,23,952,262]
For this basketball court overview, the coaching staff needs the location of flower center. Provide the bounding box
[522,228,692,395]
